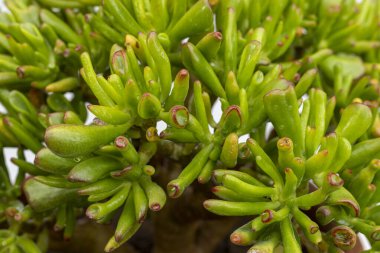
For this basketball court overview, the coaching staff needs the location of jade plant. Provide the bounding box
[0,0,380,252]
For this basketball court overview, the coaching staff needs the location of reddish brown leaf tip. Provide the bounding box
[230,233,241,245]
[261,209,273,223]
[167,183,181,198]
[150,203,161,212]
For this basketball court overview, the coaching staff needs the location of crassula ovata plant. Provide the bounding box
[0,0,380,253]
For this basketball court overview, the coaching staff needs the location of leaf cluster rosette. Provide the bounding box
[0,0,114,91]
[205,84,380,252]
[0,0,379,253]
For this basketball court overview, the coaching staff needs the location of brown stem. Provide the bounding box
[151,177,238,253]
[150,150,241,253]
[196,218,239,253]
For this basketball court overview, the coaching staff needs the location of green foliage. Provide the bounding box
[0,0,380,253]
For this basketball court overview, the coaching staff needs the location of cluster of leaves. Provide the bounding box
[0,0,380,253]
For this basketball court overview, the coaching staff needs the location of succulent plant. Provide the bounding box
[0,0,380,253]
